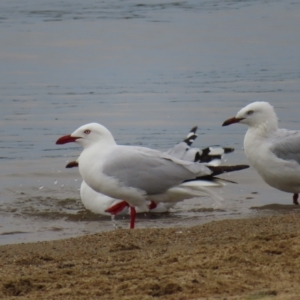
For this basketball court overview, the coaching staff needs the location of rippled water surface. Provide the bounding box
[1,0,300,244]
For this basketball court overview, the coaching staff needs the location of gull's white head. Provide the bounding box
[56,123,116,148]
[222,101,278,129]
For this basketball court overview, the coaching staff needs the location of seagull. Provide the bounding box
[65,126,242,217]
[66,161,176,216]
[222,101,300,205]
[78,180,175,216]
[56,123,249,228]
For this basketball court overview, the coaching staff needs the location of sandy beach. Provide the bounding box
[0,213,300,300]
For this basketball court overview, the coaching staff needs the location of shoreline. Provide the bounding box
[0,213,300,299]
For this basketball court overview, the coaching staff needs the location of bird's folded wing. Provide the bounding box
[102,146,211,195]
[270,129,300,164]
[165,126,198,161]
[165,142,189,160]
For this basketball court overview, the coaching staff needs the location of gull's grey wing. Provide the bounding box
[166,141,190,160]
[102,146,210,195]
[270,129,300,164]
[182,148,199,162]
[166,126,198,160]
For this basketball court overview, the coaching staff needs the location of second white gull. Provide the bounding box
[223,101,300,205]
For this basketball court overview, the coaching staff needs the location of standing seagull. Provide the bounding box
[56,123,247,228]
[64,126,243,217]
[222,101,300,205]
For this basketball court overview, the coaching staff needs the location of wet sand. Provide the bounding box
[0,213,300,300]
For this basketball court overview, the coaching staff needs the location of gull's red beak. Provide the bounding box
[222,117,244,126]
[65,161,79,168]
[56,134,79,145]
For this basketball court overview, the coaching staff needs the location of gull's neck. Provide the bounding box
[244,106,279,141]
[78,138,116,174]
[248,118,278,138]
[244,117,279,167]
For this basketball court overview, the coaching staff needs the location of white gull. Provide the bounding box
[56,123,248,228]
[222,101,300,205]
[65,126,241,217]
[79,180,175,216]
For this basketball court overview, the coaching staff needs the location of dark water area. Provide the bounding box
[1,0,300,244]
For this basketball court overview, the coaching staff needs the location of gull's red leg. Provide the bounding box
[148,201,157,210]
[105,201,129,215]
[293,193,299,205]
[130,206,136,229]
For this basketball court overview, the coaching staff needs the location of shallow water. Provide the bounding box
[1,0,300,244]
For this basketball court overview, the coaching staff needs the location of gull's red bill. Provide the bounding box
[56,134,78,144]
[222,117,244,126]
[65,161,79,168]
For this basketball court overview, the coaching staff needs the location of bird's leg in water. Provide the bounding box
[130,207,136,229]
[293,193,299,205]
[148,201,157,210]
[105,201,129,229]
[110,215,123,229]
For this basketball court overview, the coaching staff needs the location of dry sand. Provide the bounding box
[1,213,300,300]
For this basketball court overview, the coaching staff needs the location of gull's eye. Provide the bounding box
[247,110,254,116]
[84,129,91,134]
